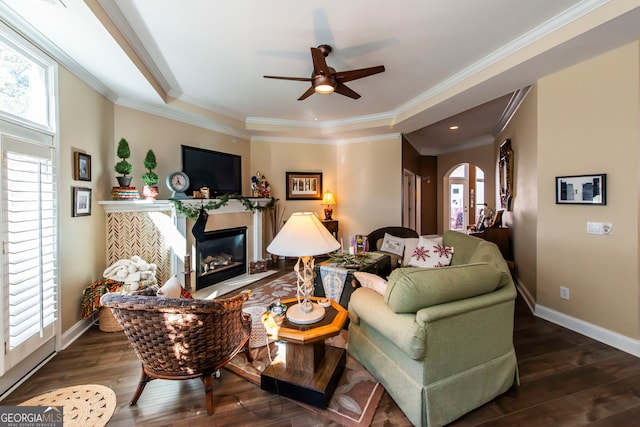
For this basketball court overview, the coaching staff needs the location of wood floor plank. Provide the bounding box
[3,264,640,426]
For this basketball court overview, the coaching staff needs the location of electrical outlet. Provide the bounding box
[560,286,570,300]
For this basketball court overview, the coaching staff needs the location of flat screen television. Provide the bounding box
[181,145,242,197]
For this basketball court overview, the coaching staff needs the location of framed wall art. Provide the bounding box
[286,172,323,200]
[74,151,91,181]
[499,139,514,210]
[73,187,92,217]
[555,174,606,205]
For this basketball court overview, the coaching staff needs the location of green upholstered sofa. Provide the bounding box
[348,230,518,426]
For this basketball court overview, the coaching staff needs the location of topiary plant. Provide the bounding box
[114,137,132,176]
[141,149,158,186]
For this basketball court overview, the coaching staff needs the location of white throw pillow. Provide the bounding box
[408,236,454,268]
[380,233,405,256]
[402,238,419,266]
[403,236,442,266]
[157,275,183,298]
[354,271,388,295]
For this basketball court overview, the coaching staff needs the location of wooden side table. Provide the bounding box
[260,297,347,408]
[321,219,338,238]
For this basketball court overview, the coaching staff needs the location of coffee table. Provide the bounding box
[260,297,348,408]
[314,252,391,309]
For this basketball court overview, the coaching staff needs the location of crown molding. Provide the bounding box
[395,0,609,118]
[117,98,251,141]
[251,132,400,145]
[96,0,175,97]
[0,3,118,103]
[495,85,532,135]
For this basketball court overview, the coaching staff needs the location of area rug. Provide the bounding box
[192,269,277,299]
[19,384,116,427]
[227,272,385,427]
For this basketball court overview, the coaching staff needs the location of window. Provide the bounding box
[0,24,54,132]
[0,24,57,378]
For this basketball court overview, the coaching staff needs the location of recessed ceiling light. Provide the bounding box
[449,125,459,130]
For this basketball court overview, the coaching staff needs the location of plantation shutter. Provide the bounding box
[1,132,57,373]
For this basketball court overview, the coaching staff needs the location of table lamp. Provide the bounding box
[322,191,336,220]
[267,212,340,324]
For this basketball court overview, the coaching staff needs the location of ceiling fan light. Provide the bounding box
[314,76,336,94]
[315,84,335,94]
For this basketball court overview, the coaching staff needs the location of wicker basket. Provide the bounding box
[99,307,122,332]
[242,306,272,348]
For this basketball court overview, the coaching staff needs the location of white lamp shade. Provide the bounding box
[267,212,340,257]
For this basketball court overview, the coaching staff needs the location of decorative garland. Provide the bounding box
[171,194,278,219]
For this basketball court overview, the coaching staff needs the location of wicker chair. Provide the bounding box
[100,290,252,415]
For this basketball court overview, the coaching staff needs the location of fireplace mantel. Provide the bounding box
[99,198,271,279]
[99,198,272,214]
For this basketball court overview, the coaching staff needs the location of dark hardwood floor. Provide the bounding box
[3,263,640,426]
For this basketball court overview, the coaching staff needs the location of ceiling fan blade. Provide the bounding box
[334,83,361,99]
[334,65,385,83]
[264,75,313,82]
[311,47,332,76]
[298,86,316,101]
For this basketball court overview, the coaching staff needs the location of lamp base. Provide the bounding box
[286,303,325,324]
[324,207,333,220]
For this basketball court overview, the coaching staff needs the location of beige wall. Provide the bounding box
[250,140,338,258]
[496,87,538,300]
[56,39,640,348]
[58,67,113,332]
[113,106,251,200]
[437,144,496,234]
[536,42,640,338]
[336,136,403,240]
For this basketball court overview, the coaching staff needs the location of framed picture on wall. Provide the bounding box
[555,173,606,205]
[74,152,91,181]
[286,172,323,200]
[73,187,92,217]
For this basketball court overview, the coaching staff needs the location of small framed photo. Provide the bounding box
[286,172,323,200]
[73,187,92,217]
[74,152,91,181]
[555,174,606,205]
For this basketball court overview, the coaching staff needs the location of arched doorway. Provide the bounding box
[445,163,485,231]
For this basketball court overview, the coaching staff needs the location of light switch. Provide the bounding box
[587,222,613,235]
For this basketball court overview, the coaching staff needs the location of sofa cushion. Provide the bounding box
[380,233,405,256]
[407,236,454,268]
[385,263,505,313]
[443,230,483,266]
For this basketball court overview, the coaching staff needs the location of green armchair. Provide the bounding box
[348,230,518,426]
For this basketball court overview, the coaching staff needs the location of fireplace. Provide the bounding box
[196,226,247,290]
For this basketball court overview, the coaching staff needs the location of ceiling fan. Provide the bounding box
[263,44,385,100]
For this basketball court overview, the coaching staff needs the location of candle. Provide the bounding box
[340,237,344,254]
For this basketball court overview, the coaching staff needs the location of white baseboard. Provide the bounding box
[534,304,640,357]
[515,281,640,358]
[60,314,96,350]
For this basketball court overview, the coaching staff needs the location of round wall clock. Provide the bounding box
[166,171,190,199]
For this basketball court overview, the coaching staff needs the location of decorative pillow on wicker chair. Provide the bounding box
[408,236,454,268]
[354,271,388,295]
[155,275,192,299]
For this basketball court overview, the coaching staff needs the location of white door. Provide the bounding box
[449,178,468,231]
[403,169,421,233]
